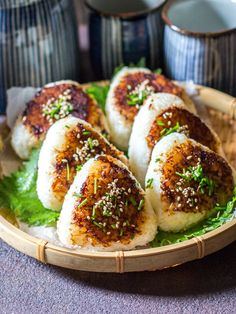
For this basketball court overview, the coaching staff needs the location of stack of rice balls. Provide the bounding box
[11,69,236,251]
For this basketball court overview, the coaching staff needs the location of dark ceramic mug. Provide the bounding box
[0,0,80,113]
[85,0,166,79]
[162,0,236,96]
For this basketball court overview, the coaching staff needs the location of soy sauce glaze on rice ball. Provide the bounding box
[105,67,195,150]
[145,133,235,233]
[11,80,109,159]
[37,116,126,211]
[129,93,222,186]
[57,155,157,251]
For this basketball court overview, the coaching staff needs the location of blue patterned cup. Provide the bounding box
[162,0,236,96]
[85,0,166,79]
[0,0,80,114]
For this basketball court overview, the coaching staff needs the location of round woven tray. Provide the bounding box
[0,83,236,273]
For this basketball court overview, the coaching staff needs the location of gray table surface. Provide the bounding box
[1,51,236,314]
[1,240,236,314]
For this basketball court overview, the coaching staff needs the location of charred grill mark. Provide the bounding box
[22,83,102,138]
[146,108,219,152]
[51,125,123,200]
[160,142,234,214]
[114,73,183,122]
[71,156,145,246]
[22,100,50,138]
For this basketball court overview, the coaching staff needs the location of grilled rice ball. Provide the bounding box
[57,155,157,251]
[145,133,235,233]
[129,93,223,186]
[11,80,109,160]
[105,67,195,150]
[37,116,127,211]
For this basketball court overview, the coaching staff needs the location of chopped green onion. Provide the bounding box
[146,178,154,189]
[129,196,137,206]
[77,198,88,209]
[127,90,149,106]
[93,221,103,229]
[92,206,96,220]
[76,165,82,172]
[116,207,121,217]
[160,122,180,138]
[94,177,98,194]
[66,162,70,181]
[87,138,94,150]
[138,199,144,211]
[83,131,90,135]
[43,98,73,119]
[157,120,165,126]
[73,192,83,198]
[176,164,217,196]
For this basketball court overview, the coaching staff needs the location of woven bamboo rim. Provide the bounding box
[0,83,236,273]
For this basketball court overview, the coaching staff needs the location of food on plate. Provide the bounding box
[11,80,109,159]
[37,116,127,211]
[129,93,223,186]
[1,68,235,253]
[145,133,235,233]
[57,155,157,251]
[105,67,195,150]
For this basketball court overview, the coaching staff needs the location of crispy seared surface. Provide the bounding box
[114,73,183,122]
[52,124,124,202]
[160,142,234,214]
[22,83,104,138]
[71,155,145,246]
[146,107,219,152]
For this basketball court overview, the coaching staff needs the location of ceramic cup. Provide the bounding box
[85,0,166,79]
[162,0,236,96]
[0,0,79,114]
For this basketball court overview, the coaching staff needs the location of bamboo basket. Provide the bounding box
[0,83,236,273]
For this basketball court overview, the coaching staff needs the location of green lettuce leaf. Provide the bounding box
[86,84,109,114]
[151,187,236,247]
[0,149,59,226]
